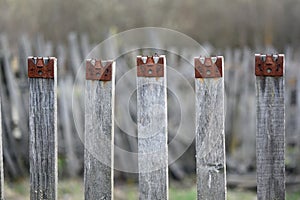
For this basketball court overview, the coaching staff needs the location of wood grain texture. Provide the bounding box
[84,62,115,200]
[0,100,4,200]
[256,76,285,200]
[29,60,57,200]
[195,61,226,200]
[137,56,168,200]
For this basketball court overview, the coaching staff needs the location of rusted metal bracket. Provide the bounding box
[255,54,284,76]
[28,57,55,79]
[137,55,164,77]
[86,59,113,81]
[194,56,223,78]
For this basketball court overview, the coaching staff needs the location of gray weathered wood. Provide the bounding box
[81,33,90,58]
[59,78,80,177]
[35,34,45,56]
[0,99,4,200]
[256,58,285,200]
[68,32,82,75]
[1,35,28,148]
[29,59,57,200]
[84,61,115,200]
[137,55,168,200]
[195,57,226,200]
[0,56,22,178]
[297,63,300,163]
[1,34,25,178]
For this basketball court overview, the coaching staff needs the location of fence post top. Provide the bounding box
[28,56,56,79]
[136,54,165,77]
[255,54,284,77]
[86,59,113,81]
[194,56,223,78]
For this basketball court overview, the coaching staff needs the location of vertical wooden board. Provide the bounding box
[29,59,57,200]
[297,69,300,158]
[0,58,22,178]
[84,62,115,200]
[0,99,4,200]
[195,57,226,200]
[35,34,45,56]
[256,76,285,200]
[1,35,28,151]
[59,78,80,177]
[68,33,82,75]
[81,34,90,58]
[137,55,168,200]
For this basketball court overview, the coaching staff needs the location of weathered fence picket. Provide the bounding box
[59,77,80,177]
[137,55,168,200]
[255,54,285,200]
[84,59,115,199]
[194,56,226,200]
[28,57,57,200]
[0,99,4,200]
[0,51,21,178]
[1,35,29,165]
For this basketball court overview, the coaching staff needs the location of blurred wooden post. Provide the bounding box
[255,54,285,200]
[84,59,115,200]
[59,78,80,177]
[0,99,4,199]
[194,56,226,200]
[28,57,57,200]
[137,55,168,200]
[1,35,28,164]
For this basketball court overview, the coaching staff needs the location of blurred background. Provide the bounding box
[1,0,300,199]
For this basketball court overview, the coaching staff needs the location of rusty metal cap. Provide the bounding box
[194,56,223,78]
[28,57,56,79]
[255,54,284,76]
[86,59,113,81]
[137,54,165,77]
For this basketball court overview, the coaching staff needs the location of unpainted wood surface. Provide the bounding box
[195,77,226,200]
[29,71,57,200]
[84,63,115,200]
[0,100,4,200]
[0,56,22,178]
[256,76,285,200]
[59,78,80,177]
[137,62,168,200]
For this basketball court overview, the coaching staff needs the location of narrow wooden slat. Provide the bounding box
[81,34,90,58]
[84,60,115,200]
[0,60,21,178]
[59,78,80,177]
[68,33,82,75]
[35,34,45,56]
[255,54,285,200]
[29,57,57,200]
[0,99,4,200]
[195,56,226,200]
[297,65,300,163]
[137,55,168,200]
[1,35,28,152]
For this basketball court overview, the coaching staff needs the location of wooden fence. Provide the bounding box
[1,33,300,180]
[0,51,287,199]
